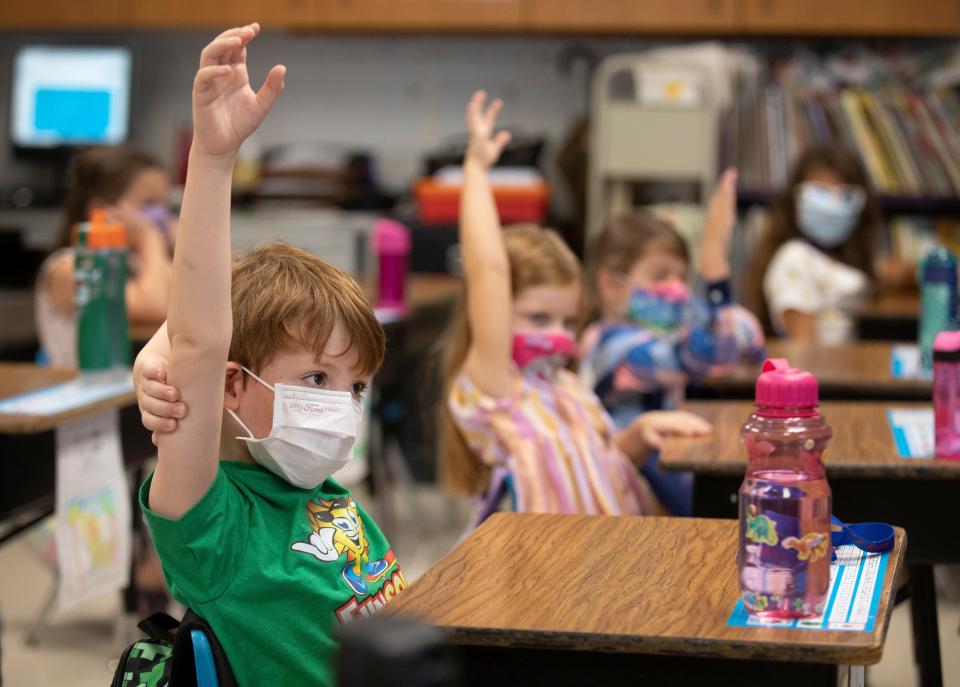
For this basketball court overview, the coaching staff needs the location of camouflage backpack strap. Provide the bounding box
[111,613,179,687]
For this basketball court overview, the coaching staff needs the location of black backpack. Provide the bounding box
[111,610,236,687]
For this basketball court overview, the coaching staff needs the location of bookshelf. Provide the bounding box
[737,189,960,216]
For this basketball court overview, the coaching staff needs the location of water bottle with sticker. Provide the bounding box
[738,359,832,619]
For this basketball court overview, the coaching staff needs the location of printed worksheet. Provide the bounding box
[890,344,930,380]
[0,373,133,416]
[727,545,890,632]
[888,408,934,458]
[54,410,132,610]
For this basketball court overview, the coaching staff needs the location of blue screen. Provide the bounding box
[34,89,112,140]
[10,46,131,148]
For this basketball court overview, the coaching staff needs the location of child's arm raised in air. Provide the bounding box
[681,168,765,372]
[149,24,285,519]
[460,91,514,399]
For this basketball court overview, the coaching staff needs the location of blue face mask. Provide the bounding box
[795,182,865,249]
[628,280,689,331]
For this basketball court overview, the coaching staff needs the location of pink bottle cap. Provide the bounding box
[373,219,411,255]
[933,330,960,353]
[754,358,819,417]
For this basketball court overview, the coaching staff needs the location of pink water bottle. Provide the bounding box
[934,330,960,459]
[373,219,411,312]
[738,358,832,619]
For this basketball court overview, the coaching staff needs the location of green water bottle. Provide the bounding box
[919,245,958,371]
[74,209,130,371]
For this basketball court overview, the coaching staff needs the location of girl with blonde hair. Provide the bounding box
[439,91,711,520]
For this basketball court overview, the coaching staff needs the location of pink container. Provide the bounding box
[738,358,832,619]
[373,220,411,311]
[934,330,960,459]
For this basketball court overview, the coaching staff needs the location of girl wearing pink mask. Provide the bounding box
[438,92,712,523]
[579,173,765,515]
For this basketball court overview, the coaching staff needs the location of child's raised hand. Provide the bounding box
[134,351,187,446]
[699,167,738,281]
[632,410,713,453]
[465,90,512,169]
[191,23,285,163]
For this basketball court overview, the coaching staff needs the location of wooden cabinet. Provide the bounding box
[2,0,958,35]
[128,0,327,28]
[0,0,128,28]
[527,0,738,33]
[741,0,960,36]
[327,0,522,31]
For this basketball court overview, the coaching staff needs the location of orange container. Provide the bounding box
[413,177,550,225]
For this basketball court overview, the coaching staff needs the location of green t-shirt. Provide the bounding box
[140,462,406,687]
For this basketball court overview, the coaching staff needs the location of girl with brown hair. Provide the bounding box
[438,91,711,521]
[747,146,883,343]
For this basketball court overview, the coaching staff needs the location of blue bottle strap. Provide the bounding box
[831,515,895,554]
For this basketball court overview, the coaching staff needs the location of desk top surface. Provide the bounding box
[708,340,929,397]
[0,364,136,435]
[660,400,960,478]
[387,513,905,665]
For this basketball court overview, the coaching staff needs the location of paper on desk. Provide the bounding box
[890,344,930,380]
[0,373,133,416]
[888,408,934,458]
[55,410,131,610]
[726,545,889,632]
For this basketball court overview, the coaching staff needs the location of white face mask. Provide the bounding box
[227,366,362,489]
[795,182,866,248]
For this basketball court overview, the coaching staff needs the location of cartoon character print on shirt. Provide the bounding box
[291,496,393,595]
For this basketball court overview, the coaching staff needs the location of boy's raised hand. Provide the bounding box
[192,23,285,162]
[134,350,186,445]
[699,167,738,281]
[465,90,511,170]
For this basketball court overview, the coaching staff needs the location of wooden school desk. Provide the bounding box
[695,339,930,400]
[0,364,154,570]
[387,513,905,687]
[0,364,155,667]
[855,289,919,341]
[660,400,960,687]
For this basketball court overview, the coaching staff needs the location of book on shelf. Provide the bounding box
[731,72,960,203]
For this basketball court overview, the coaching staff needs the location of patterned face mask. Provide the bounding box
[628,280,689,331]
[511,331,576,377]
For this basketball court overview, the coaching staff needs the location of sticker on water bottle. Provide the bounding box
[726,546,890,632]
[887,408,934,458]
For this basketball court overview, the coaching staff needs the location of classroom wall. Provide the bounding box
[0,30,644,216]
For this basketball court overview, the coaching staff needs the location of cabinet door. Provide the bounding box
[129,0,331,28]
[0,0,128,28]
[742,0,960,36]
[328,0,522,30]
[527,0,737,33]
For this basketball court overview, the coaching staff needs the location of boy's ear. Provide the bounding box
[224,363,244,411]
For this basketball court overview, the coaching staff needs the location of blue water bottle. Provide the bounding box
[919,246,958,372]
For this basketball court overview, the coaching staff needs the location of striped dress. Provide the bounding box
[448,368,648,515]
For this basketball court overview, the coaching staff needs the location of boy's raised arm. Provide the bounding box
[460,91,515,399]
[150,24,285,519]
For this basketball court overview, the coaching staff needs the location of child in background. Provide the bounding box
[36,146,173,367]
[579,171,765,515]
[439,91,711,518]
[747,145,884,344]
[130,25,403,685]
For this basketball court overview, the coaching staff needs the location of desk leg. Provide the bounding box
[909,564,943,687]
